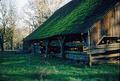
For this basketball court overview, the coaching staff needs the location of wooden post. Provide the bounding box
[88,30,92,67]
[58,36,65,59]
[44,39,49,58]
[88,53,92,67]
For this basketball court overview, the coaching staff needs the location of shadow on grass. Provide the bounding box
[0,72,119,81]
[47,72,120,81]
[0,73,47,81]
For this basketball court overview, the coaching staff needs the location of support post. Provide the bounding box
[58,36,65,59]
[44,39,49,58]
[88,30,92,67]
[88,53,92,67]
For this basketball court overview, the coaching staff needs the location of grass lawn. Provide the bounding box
[0,52,119,81]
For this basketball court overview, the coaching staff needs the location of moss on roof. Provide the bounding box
[25,0,118,41]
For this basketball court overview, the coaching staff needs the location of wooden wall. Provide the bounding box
[90,3,120,47]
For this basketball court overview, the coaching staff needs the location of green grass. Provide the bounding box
[0,52,119,81]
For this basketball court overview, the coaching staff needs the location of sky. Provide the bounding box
[16,0,71,13]
[15,0,72,17]
[16,0,28,13]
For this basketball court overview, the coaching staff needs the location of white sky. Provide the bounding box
[16,0,71,13]
[16,0,28,13]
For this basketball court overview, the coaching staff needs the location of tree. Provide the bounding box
[47,0,65,12]
[8,0,17,50]
[23,0,50,32]
[0,0,9,51]
[23,0,64,33]
[0,0,17,50]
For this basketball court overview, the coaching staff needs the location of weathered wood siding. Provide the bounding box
[90,4,120,47]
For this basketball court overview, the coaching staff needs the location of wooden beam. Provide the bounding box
[88,30,92,67]
[57,36,66,59]
[44,39,50,57]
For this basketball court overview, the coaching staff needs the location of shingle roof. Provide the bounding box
[25,0,118,41]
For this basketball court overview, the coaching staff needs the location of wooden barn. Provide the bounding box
[23,0,120,66]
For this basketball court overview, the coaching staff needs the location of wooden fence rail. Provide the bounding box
[52,49,120,66]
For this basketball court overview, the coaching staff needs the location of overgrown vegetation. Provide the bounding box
[0,52,119,81]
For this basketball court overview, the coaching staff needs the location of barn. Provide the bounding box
[23,0,120,66]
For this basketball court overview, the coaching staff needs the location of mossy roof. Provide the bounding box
[25,0,118,41]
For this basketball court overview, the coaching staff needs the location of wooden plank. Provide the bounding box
[97,36,120,45]
[92,53,120,59]
[65,51,87,55]
[86,43,120,54]
[55,53,62,58]
[50,40,60,46]
[65,42,82,47]
[90,49,120,56]
[92,59,119,63]
[66,53,89,61]
[97,43,120,48]
[88,49,120,55]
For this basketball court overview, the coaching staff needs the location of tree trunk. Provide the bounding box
[10,36,13,50]
[1,34,4,51]
[1,43,4,51]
